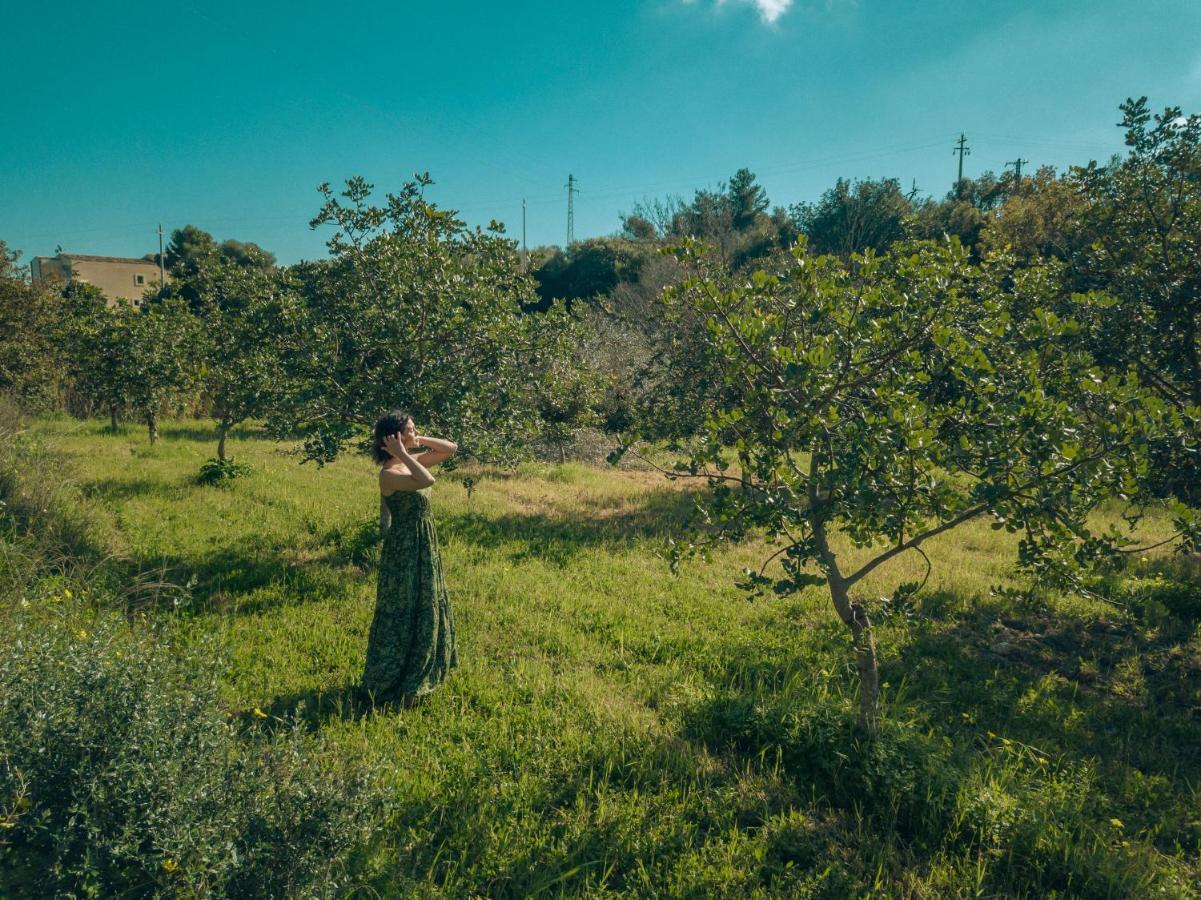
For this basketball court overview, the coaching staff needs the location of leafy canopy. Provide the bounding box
[274,175,591,466]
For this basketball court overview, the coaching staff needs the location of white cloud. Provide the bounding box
[720,0,794,24]
[682,0,795,25]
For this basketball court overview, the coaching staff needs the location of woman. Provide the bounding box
[361,410,459,708]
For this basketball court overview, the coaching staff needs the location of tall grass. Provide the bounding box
[4,410,1199,897]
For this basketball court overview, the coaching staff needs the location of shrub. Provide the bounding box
[197,456,254,485]
[684,695,955,838]
[0,596,382,898]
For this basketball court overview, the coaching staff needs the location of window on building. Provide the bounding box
[135,274,146,286]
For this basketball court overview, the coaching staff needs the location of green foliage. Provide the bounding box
[125,298,206,443]
[643,237,1178,591]
[169,246,297,459]
[624,170,795,271]
[60,289,205,442]
[687,697,952,833]
[791,177,913,257]
[275,175,593,466]
[1069,97,1201,501]
[59,283,135,427]
[979,166,1086,263]
[531,237,651,309]
[1071,97,1201,410]
[196,456,254,485]
[0,242,67,411]
[0,597,381,898]
[726,167,771,231]
[632,236,1187,726]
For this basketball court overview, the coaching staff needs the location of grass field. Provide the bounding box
[12,416,1201,897]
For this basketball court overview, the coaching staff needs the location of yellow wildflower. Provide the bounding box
[1110,818,1124,829]
[252,707,269,719]
[162,859,179,873]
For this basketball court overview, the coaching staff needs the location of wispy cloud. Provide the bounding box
[682,0,796,26]
[722,0,794,24]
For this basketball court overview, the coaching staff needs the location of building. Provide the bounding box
[31,253,168,305]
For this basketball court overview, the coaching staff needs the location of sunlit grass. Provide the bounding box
[23,415,1201,897]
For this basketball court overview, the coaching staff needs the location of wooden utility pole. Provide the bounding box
[157,224,165,293]
[565,174,578,246]
[953,133,971,196]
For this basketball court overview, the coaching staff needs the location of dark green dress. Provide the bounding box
[361,487,458,702]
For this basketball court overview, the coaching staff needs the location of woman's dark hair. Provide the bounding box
[372,409,413,463]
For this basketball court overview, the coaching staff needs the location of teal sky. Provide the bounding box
[3,0,1199,265]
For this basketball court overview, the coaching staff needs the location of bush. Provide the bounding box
[684,695,954,837]
[0,596,382,898]
[197,456,254,485]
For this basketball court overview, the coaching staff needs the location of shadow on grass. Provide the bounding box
[82,476,176,505]
[439,485,704,566]
[240,681,442,735]
[688,587,1201,789]
[109,542,365,617]
[156,423,269,444]
[236,681,373,731]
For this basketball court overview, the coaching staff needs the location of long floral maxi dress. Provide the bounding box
[361,487,458,702]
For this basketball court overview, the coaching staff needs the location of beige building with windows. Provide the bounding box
[31,253,167,305]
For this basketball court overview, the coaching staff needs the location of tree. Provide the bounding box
[979,166,1087,263]
[160,226,277,309]
[621,237,1187,732]
[622,196,687,240]
[1068,98,1201,500]
[274,175,591,467]
[727,168,770,232]
[1072,97,1201,410]
[59,283,134,429]
[792,177,913,257]
[619,214,658,242]
[672,188,736,258]
[531,238,650,310]
[163,225,220,277]
[0,241,66,410]
[218,239,276,271]
[125,299,205,444]
[178,252,295,462]
[908,197,988,257]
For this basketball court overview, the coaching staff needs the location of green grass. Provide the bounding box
[18,416,1201,897]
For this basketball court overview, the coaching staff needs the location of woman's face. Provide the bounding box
[400,418,418,446]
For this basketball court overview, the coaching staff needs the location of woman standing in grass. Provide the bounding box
[361,410,459,708]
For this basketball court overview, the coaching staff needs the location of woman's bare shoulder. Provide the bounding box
[379,465,419,496]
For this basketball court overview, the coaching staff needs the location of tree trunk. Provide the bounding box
[147,412,158,445]
[829,577,881,734]
[217,423,228,461]
[109,404,118,432]
[812,519,881,733]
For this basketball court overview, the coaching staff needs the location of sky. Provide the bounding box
[3,0,1200,266]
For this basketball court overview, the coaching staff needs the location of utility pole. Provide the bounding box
[1006,157,1029,181]
[157,224,165,292]
[522,198,527,253]
[565,174,578,246]
[907,178,920,202]
[953,133,971,196]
